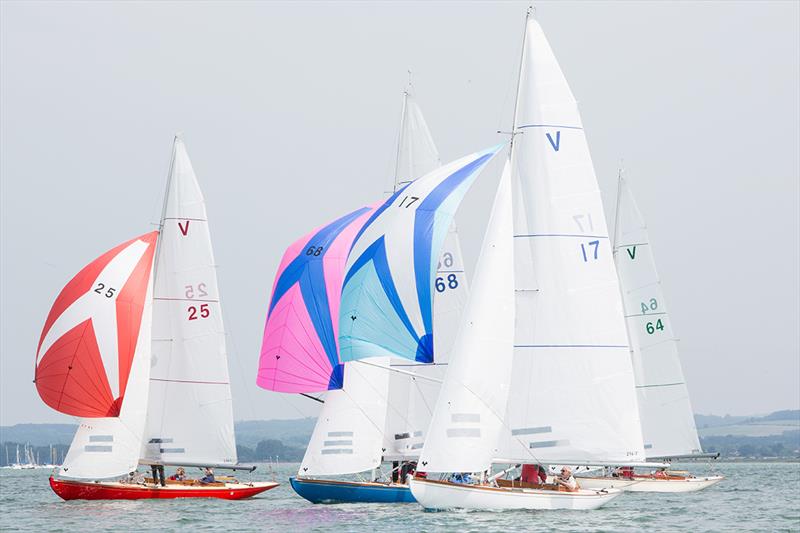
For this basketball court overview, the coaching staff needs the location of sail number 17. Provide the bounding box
[580,240,600,262]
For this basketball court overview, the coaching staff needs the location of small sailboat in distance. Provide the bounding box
[35,137,278,500]
[575,174,723,493]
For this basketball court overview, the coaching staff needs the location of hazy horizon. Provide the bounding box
[1,1,798,426]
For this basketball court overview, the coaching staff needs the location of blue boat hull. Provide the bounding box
[290,477,416,504]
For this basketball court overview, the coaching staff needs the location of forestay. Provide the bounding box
[257,206,375,393]
[34,233,158,479]
[498,18,645,464]
[143,139,237,467]
[613,177,702,459]
[338,146,502,364]
[419,160,515,474]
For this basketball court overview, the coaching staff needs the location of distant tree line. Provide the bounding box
[700,431,800,458]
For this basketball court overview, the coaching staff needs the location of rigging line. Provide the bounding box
[353,359,443,383]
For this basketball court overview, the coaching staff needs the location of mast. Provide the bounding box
[152,134,179,275]
[392,72,411,192]
[611,164,625,252]
[509,6,532,156]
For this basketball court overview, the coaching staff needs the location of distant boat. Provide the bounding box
[34,137,278,500]
[574,175,723,493]
[410,11,656,511]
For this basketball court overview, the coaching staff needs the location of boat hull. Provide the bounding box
[49,476,279,500]
[290,477,415,504]
[577,475,724,493]
[409,477,621,510]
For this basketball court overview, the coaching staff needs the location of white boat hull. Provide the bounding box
[409,477,621,510]
[578,475,723,493]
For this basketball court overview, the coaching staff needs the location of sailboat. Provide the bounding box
[258,86,483,504]
[574,175,723,493]
[35,137,278,500]
[409,12,662,511]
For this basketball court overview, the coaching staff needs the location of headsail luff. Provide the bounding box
[257,205,376,393]
[497,17,646,464]
[143,138,239,467]
[613,177,702,459]
[338,145,503,365]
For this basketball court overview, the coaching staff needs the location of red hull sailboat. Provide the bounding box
[35,137,276,499]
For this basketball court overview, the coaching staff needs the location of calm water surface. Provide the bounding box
[0,462,798,532]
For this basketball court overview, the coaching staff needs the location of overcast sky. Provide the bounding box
[1,1,798,426]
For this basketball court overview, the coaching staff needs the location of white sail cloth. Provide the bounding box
[419,160,515,473]
[143,139,237,466]
[614,177,702,459]
[497,18,646,464]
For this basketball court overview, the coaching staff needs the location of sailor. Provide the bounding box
[520,464,548,485]
[554,467,578,491]
[150,464,166,486]
[200,467,215,484]
[168,467,186,482]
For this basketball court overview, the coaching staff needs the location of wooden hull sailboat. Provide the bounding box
[49,477,278,501]
[35,137,274,499]
[409,477,621,511]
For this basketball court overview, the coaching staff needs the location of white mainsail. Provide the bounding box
[419,160,515,473]
[143,138,237,466]
[499,17,645,465]
[613,177,702,459]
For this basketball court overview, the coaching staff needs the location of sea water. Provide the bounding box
[0,462,798,532]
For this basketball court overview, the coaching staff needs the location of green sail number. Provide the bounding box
[645,319,664,335]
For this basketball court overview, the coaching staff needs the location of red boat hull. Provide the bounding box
[49,476,279,501]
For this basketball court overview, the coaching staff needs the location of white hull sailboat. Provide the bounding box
[577,473,722,493]
[412,11,654,512]
[410,477,620,511]
[567,174,726,493]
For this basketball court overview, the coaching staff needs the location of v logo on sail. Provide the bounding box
[627,246,636,260]
[178,220,190,236]
[546,131,561,151]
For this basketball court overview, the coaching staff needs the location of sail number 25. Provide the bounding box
[188,304,210,321]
